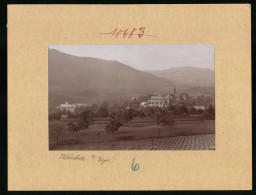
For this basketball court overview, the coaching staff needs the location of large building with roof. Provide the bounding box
[147,95,169,107]
[147,86,178,107]
[56,101,87,112]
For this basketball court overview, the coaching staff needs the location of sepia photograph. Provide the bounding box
[49,45,215,150]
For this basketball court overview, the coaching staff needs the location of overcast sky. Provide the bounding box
[49,45,214,71]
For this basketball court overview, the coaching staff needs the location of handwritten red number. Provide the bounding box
[109,29,118,38]
[138,27,145,38]
[107,27,145,38]
[123,29,129,38]
[116,30,123,38]
[128,28,137,38]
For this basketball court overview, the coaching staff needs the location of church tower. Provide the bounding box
[173,85,176,95]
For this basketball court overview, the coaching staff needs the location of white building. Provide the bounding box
[57,101,87,113]
[75,103,87,107]
[61,114,68,120]
[140,101,148,108]
[147,95,169,107]
[147,86,177,107]
[194,106,205,111]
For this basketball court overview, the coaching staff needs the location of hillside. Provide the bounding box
[49,49,175,107]
[145,66,214,87]
[178,87,215,97]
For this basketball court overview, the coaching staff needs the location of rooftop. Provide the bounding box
[150,95,169,100]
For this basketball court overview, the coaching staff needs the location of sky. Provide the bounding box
[49,45,214,71]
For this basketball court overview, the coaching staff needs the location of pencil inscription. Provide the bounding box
[59,153,115,165]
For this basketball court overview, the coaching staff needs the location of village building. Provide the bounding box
[147,95,169,107]
[191,95,198,100]
[194,105,205,110]
[140,101,148,108]
[61,114,68,120]
[168,86,180,100]
[57,101,87,113]
[57,101,76,112]
[147,86,178,107]
[75,103,87,107]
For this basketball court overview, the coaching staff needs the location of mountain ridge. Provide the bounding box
[145,66,214,87]
[49,49,214,108]
[144,65,213,72]
[49,49,175,107]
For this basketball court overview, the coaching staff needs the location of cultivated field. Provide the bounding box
[49,117,215,150]
[52,134,215,150]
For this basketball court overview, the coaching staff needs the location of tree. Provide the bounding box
[169,105,178,115]
[201,105,215,133]
[122,100,132,108]
[131,100,140,109]
[68,122,82,135]
[176,103,189,116]
[110,104,121,113]
[138,110,146,118]
[101,101,109,110]
[105,113,122,146]
[81,110,94,125]
[144,107,155,117]
[68,110,94,135]
[117,111,126,125]
[96,107,109,118]
[50,123,63,143]
[202,105,215,120]
[156,109,175,135]
[75,109,94,132]
[181,103,189,115]
[49,111,62,121]
[67,110,77,119]
[89,104,99,114]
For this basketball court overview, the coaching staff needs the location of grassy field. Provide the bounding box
[49,117,215,150]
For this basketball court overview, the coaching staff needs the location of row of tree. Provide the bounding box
[104,106,177,145]
[50,103,215,143]
[50,98,215,121]
[103,104,215,145]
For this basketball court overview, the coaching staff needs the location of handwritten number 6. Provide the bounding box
[131,158,140,171]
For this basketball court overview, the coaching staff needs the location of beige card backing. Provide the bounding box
[8,4,251,190]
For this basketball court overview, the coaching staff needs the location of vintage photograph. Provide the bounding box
[49,45,215,150]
